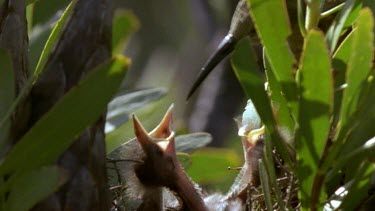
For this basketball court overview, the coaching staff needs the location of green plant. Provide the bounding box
[0,0,133,209]
[231,0,375,210]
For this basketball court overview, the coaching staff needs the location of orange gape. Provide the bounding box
[132,105,208,211]
[130,103,265,210]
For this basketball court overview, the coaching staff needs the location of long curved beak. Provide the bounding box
[186,34,237,100]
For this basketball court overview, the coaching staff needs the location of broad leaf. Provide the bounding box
[0,56,128,176]
[264,51,294,142]
[296,30,333,209]
[186,148,241,191]
[247,0,297,114]
[3,166,67,211]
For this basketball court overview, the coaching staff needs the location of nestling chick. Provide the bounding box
[132,106,208,211]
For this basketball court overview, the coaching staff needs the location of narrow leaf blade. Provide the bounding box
[0,56,129,176]
[247,0,297,112]
[296,30,333,208]
[4,166,67,211]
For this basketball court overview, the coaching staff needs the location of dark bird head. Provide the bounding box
[187,0,252,100]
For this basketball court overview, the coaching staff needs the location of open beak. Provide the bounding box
[132,105,177,158]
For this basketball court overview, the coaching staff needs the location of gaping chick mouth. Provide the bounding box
[132,104,177,160]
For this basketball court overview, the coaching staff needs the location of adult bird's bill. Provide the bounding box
[186,0,252,100]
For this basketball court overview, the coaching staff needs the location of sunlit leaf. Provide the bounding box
[33,0,76,78]
[3,166,67,211]
[0,56,129,176]
[296,30,333,209]
[247,0,297,114]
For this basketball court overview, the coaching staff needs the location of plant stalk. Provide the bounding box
[305,0,321,30]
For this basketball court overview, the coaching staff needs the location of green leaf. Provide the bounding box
[231,37,294,171]
[326,0,358,51]
[259,159,273,211]
[247,0,297,113]
[332,30,354,124]
[26,0,39,5]
[33,0,76,78]
[338,77,375,159]
[326,137,375,183]
[106,88,167,133]
[0,49,14,153]
[0,56,129,176]
[263,131,286,210]
[112,10,139,53]
[336,8,374,142]
[338,161,374,210]
[296,30,333,209]
[343,1,363,28]
[0,0,76,132]
[186,148,241,191]
[231,38,273,131]
[264,50,294,142]
[3,166,67,211]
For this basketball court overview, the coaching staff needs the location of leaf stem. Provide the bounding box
[297,0,307,37]
[320,3,345,19]
[305,0,321,30]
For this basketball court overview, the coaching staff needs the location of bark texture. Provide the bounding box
[0,0,31,150]
[31,0,113,210]
[1,0,113,210]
